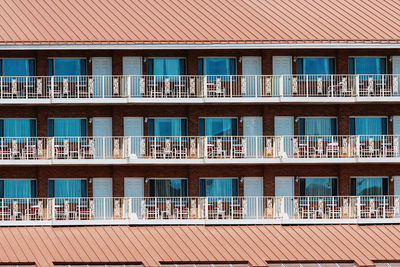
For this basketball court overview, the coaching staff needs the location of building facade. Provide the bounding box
[1,0,400,266]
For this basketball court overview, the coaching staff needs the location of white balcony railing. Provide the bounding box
[0,135,399,162]
[0,195,399,224]
[0,74,398,101]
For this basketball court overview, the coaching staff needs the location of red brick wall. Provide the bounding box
[0,164,397,198]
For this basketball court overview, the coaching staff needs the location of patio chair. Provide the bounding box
[314,199,325,218]
[232,139,247,158]
[163,139,173,159]
[368,198,380,218]
[216,199,226,219]
[25,201,43,220]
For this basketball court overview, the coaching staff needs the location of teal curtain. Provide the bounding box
[50,179,87,198]
[3,180,33,198]
[200,178,238,197]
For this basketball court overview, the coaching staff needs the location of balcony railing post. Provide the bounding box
[204,76,207,97]
[230,75,233,97]
[306,75,309,97]
[279,75,283,97]
[355,75,360,96]
[331,75,334,97]
[357,196,361,218]
[51,76,54,98]
[127,76,131,98]
[25,76,28,99]
[102,75,105,98]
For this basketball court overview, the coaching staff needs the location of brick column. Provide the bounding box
[112,52,122,75]
[37,167,48,198]
[188,166,199,197]
[112,106,123,136]
[263,166,274,196]
[262,51,272,75]
[338,166,350,195]
[187,51,198,75]
[336,50,348,74]
[263,106,274,136]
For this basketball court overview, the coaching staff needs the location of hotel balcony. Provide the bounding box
[0,74,399,104]
[0,195,398,226]
[0,135,400,165]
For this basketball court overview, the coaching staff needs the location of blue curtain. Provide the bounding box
[148,118,187,136]
[350,57,387,75]
[50,179,86,198]
[203,118,238,136]
[202,58,236,76]
[50,59,86,76]
[300,178,337,196]
[3,119,35,137]
[149,179,187,197]
[3,180,32,198]
[2,59,35,76]
[298,58,335,75]
[354,117,387,135]
[304,118,336,135]
[351,177,388,196]
[200,178,238,197]
[49,118,87,137]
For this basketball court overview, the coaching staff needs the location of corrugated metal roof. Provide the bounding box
[0,225,400,267]
[0,0,399,45]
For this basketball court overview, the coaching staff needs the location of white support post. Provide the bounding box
[25,76,28,99]
[204,76,208,97]
[51,76,54,98]
[127,76,131,98]
[230,75,233,97]
[355,75,360,96]
[279,75,283,97]
[102,75,105,98]
[306,75,309,97]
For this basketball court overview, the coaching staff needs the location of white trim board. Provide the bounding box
[1,43,400,50]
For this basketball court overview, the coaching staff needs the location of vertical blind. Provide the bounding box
[198,58,236,76]
[48,58,87,76]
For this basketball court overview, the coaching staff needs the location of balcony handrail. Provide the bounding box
[0,134,397,161]
[0,74,397,99]
[0,195,398,223]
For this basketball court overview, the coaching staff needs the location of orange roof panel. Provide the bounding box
[0,225,400,267]
[0,0,399,46]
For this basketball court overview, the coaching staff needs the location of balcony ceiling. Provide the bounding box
[2,225,400,266]
[0,0,400,47]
